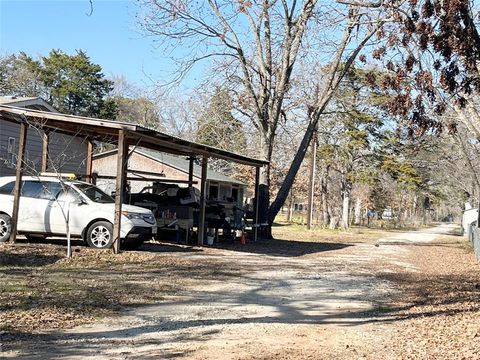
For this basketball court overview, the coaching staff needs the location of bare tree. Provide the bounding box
[269,3,388,223]
[138,0,317,224]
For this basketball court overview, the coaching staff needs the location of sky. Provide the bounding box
[0,0,195,91]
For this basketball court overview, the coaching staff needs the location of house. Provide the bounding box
[0,96,88,177]
[463,202,478,235]
[93,147,246,206]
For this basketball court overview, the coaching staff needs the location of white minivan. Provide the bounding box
[0,176,157,249]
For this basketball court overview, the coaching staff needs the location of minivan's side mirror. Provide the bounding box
[77,198,88,206]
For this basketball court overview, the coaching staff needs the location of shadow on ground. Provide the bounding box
[219,238,352,257]
[0,250,62,267]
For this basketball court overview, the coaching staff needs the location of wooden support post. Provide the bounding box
[10,122,27,243]
[198,156,208,245]
[41,131,49,173]
[112,130,128,254]
[86,140,93,183]
[188,156,194,185]
[253,166,260,242]
[307,129,317,230]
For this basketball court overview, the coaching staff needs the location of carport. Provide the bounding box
[0,105,268,253]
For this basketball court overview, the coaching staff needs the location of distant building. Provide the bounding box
[463,202,478,235]
[0,96,88,177]
[93,147,246,205]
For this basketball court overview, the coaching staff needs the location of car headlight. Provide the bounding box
[122,211,143,220]
[142,214,156,225]
[122,211,156,225]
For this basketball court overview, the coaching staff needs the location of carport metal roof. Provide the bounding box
[0,105,268,167]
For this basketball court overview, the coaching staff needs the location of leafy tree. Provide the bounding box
[0,53,43,97]
[0,50,117,119]
[316,67,386,228]
[40,50,117,118]
[195,87,246,153]
[361,0,480,135]
[114,96,163,130]
[195,87,247,175]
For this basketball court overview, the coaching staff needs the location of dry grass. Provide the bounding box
[0,241,241,333]
[368,234,480,359]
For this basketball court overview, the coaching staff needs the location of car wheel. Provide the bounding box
[86,221,114,249]
[0,214,12,242]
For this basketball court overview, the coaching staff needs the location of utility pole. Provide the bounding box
[307,126,318,230]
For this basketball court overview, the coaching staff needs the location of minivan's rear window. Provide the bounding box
[0,181,15,195]
[22,181,63,200]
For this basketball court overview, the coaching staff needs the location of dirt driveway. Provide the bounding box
[3,223,478,359]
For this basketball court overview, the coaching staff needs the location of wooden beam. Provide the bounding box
[127,169,166,177]
[188,156,195,185]
[112,130,128,254]
[10,122,27,243]
[94,175,198,184]
[85,140,93,183]
[198,156,208,245]
[41,130,49,173]
[0,106,138,131]
[132,132,267,167]
[253,166,261,242]
[307,129,317,230]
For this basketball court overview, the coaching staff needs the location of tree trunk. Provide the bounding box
[269,119,317,223]
[258,130,273,238]
[412,193,418,223]
[354,197,361,225]
[320,165,330,227]
[287,190,294,222]
[329,216,339,230]
[340,173,351,230]
[307,129,317,230]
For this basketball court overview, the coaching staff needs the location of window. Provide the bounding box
[22,181,45,198]
[22,181,61,200]
[0,181,15,195]
[46,182,64,200]
[209,184,219,200]
[7,137,15,154]
[231,188,239,202]
[57,187,81,203]
[219,184,230,201]
[74,183,114,203]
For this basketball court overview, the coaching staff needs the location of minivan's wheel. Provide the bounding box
[86,221,113,249]
[0,214,12,242]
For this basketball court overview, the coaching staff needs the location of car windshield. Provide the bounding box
[74,183,114,203]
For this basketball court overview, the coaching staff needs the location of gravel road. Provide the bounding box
[3,224,461,359]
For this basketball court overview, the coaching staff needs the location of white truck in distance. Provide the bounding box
[0,176,157,248]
